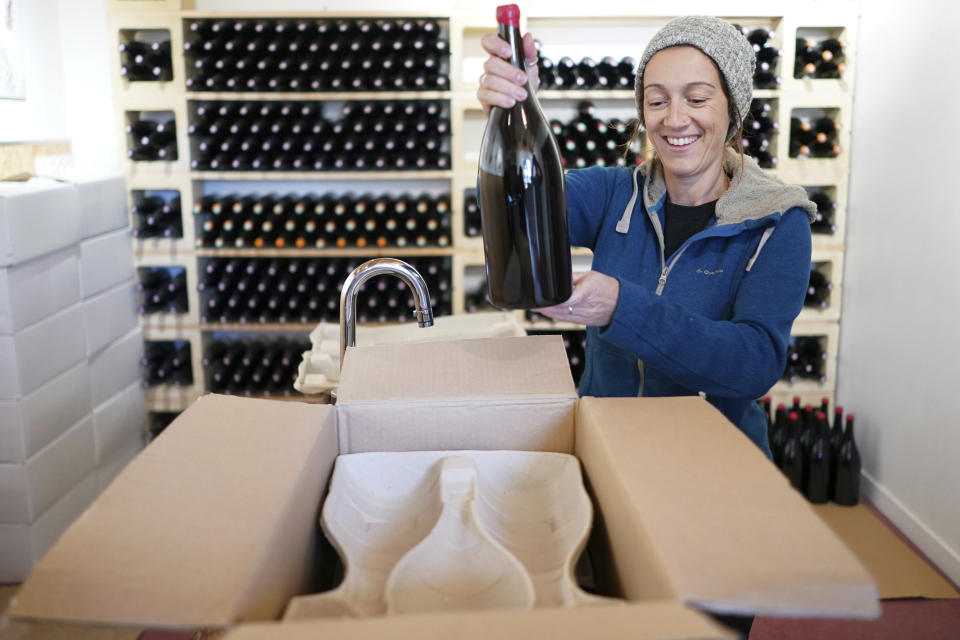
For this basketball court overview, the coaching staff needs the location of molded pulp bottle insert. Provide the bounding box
[283,450,620,620]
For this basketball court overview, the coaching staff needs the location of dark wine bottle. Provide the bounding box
[806,411,833,503]
[477,4,572,309]
[833,414,861,506]
[770,404,789,468]
[781,411,805,492]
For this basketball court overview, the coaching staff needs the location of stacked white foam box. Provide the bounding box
[0,175,146,583]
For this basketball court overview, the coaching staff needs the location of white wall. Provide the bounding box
[57,0,119,172]
[0,0,69,143]
[840,0,960,584]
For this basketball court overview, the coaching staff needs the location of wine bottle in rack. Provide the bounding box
[131,192,183,239]
[794,35,846,79]
[141,340,193,387]
[120,35,173,82]
[805,266,833,308]
[204,337,310,396]
[809,190,838,234]
[794,37,820,77]
[189,99,450,172]
[197,256,452,325]
[184,17,450,92]
[137,266,188,314]
[743,99,777,168]
[126,115,177,161]
[783,336,828,383]
[193,191,451,249]
[740,27,781,89]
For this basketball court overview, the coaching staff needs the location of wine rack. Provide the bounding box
[109,1,858,411]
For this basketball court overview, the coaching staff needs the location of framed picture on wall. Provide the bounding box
[0,0,25,100]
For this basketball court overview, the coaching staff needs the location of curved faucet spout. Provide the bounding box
[339,258,435,368]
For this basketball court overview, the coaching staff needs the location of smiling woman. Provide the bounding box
[476,13,815,465]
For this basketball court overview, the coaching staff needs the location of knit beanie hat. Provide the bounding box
[635,16,756,137]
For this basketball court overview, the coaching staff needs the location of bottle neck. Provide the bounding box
[498,21,526,75]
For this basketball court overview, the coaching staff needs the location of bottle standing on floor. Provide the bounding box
[806,411,833,503]
[477,4,572,309]
[833,414,861,505]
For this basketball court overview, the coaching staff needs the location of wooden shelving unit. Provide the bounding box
[108,0,858,412]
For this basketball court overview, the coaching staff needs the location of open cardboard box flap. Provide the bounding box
[576,397,880,619]
[336,335,579,454]
[11,395,339,627]
[11,334,879,636]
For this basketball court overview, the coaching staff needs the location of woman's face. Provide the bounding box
[642,46,731,183]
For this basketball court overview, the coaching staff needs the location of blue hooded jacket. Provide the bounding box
[566,151,815,455]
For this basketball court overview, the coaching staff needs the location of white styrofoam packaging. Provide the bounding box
[0,246,81,335]
[88,327,144,407]
[0,303,87,400]
[92,380,146,464]
[74,174,128,240]
[0,470,99,583]
[78,228,135,298]
[0,178,83,267]
[0,362,92,463]
[83,278,138,356]
[0,414,97,525]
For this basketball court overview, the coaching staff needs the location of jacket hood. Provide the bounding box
[641,149,818,225]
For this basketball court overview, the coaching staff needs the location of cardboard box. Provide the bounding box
[0,303,87,400]
[87,327,143,407]
[0,361,93,463]
[10,336,880,638]
[74,174,128,240]
[0,179,83,267]
[0,246,82,335]
[0,414,97,524]
[78,228,135,298]
[0,471,99,583]
[82,278,139,356]
[92,380,147,464]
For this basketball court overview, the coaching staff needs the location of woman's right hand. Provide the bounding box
[477,31,540,116]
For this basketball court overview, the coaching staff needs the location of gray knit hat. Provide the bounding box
[635,16,756,138]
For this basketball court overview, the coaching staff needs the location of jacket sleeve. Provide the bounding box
[564,166,621,250]
[598,207,812,398]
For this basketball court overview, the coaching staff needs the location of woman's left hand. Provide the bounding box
[534,271,620,327]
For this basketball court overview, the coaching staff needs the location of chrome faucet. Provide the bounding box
[339,258,434,367]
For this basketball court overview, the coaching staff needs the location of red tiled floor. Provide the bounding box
[751,598,960,640]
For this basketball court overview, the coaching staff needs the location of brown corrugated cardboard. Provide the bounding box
[337,335,577,454]
[224,601,735,640]
[813,502,960,600]
[12,395,338,627]
[11,335,880,637]
[576,397,880,618]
